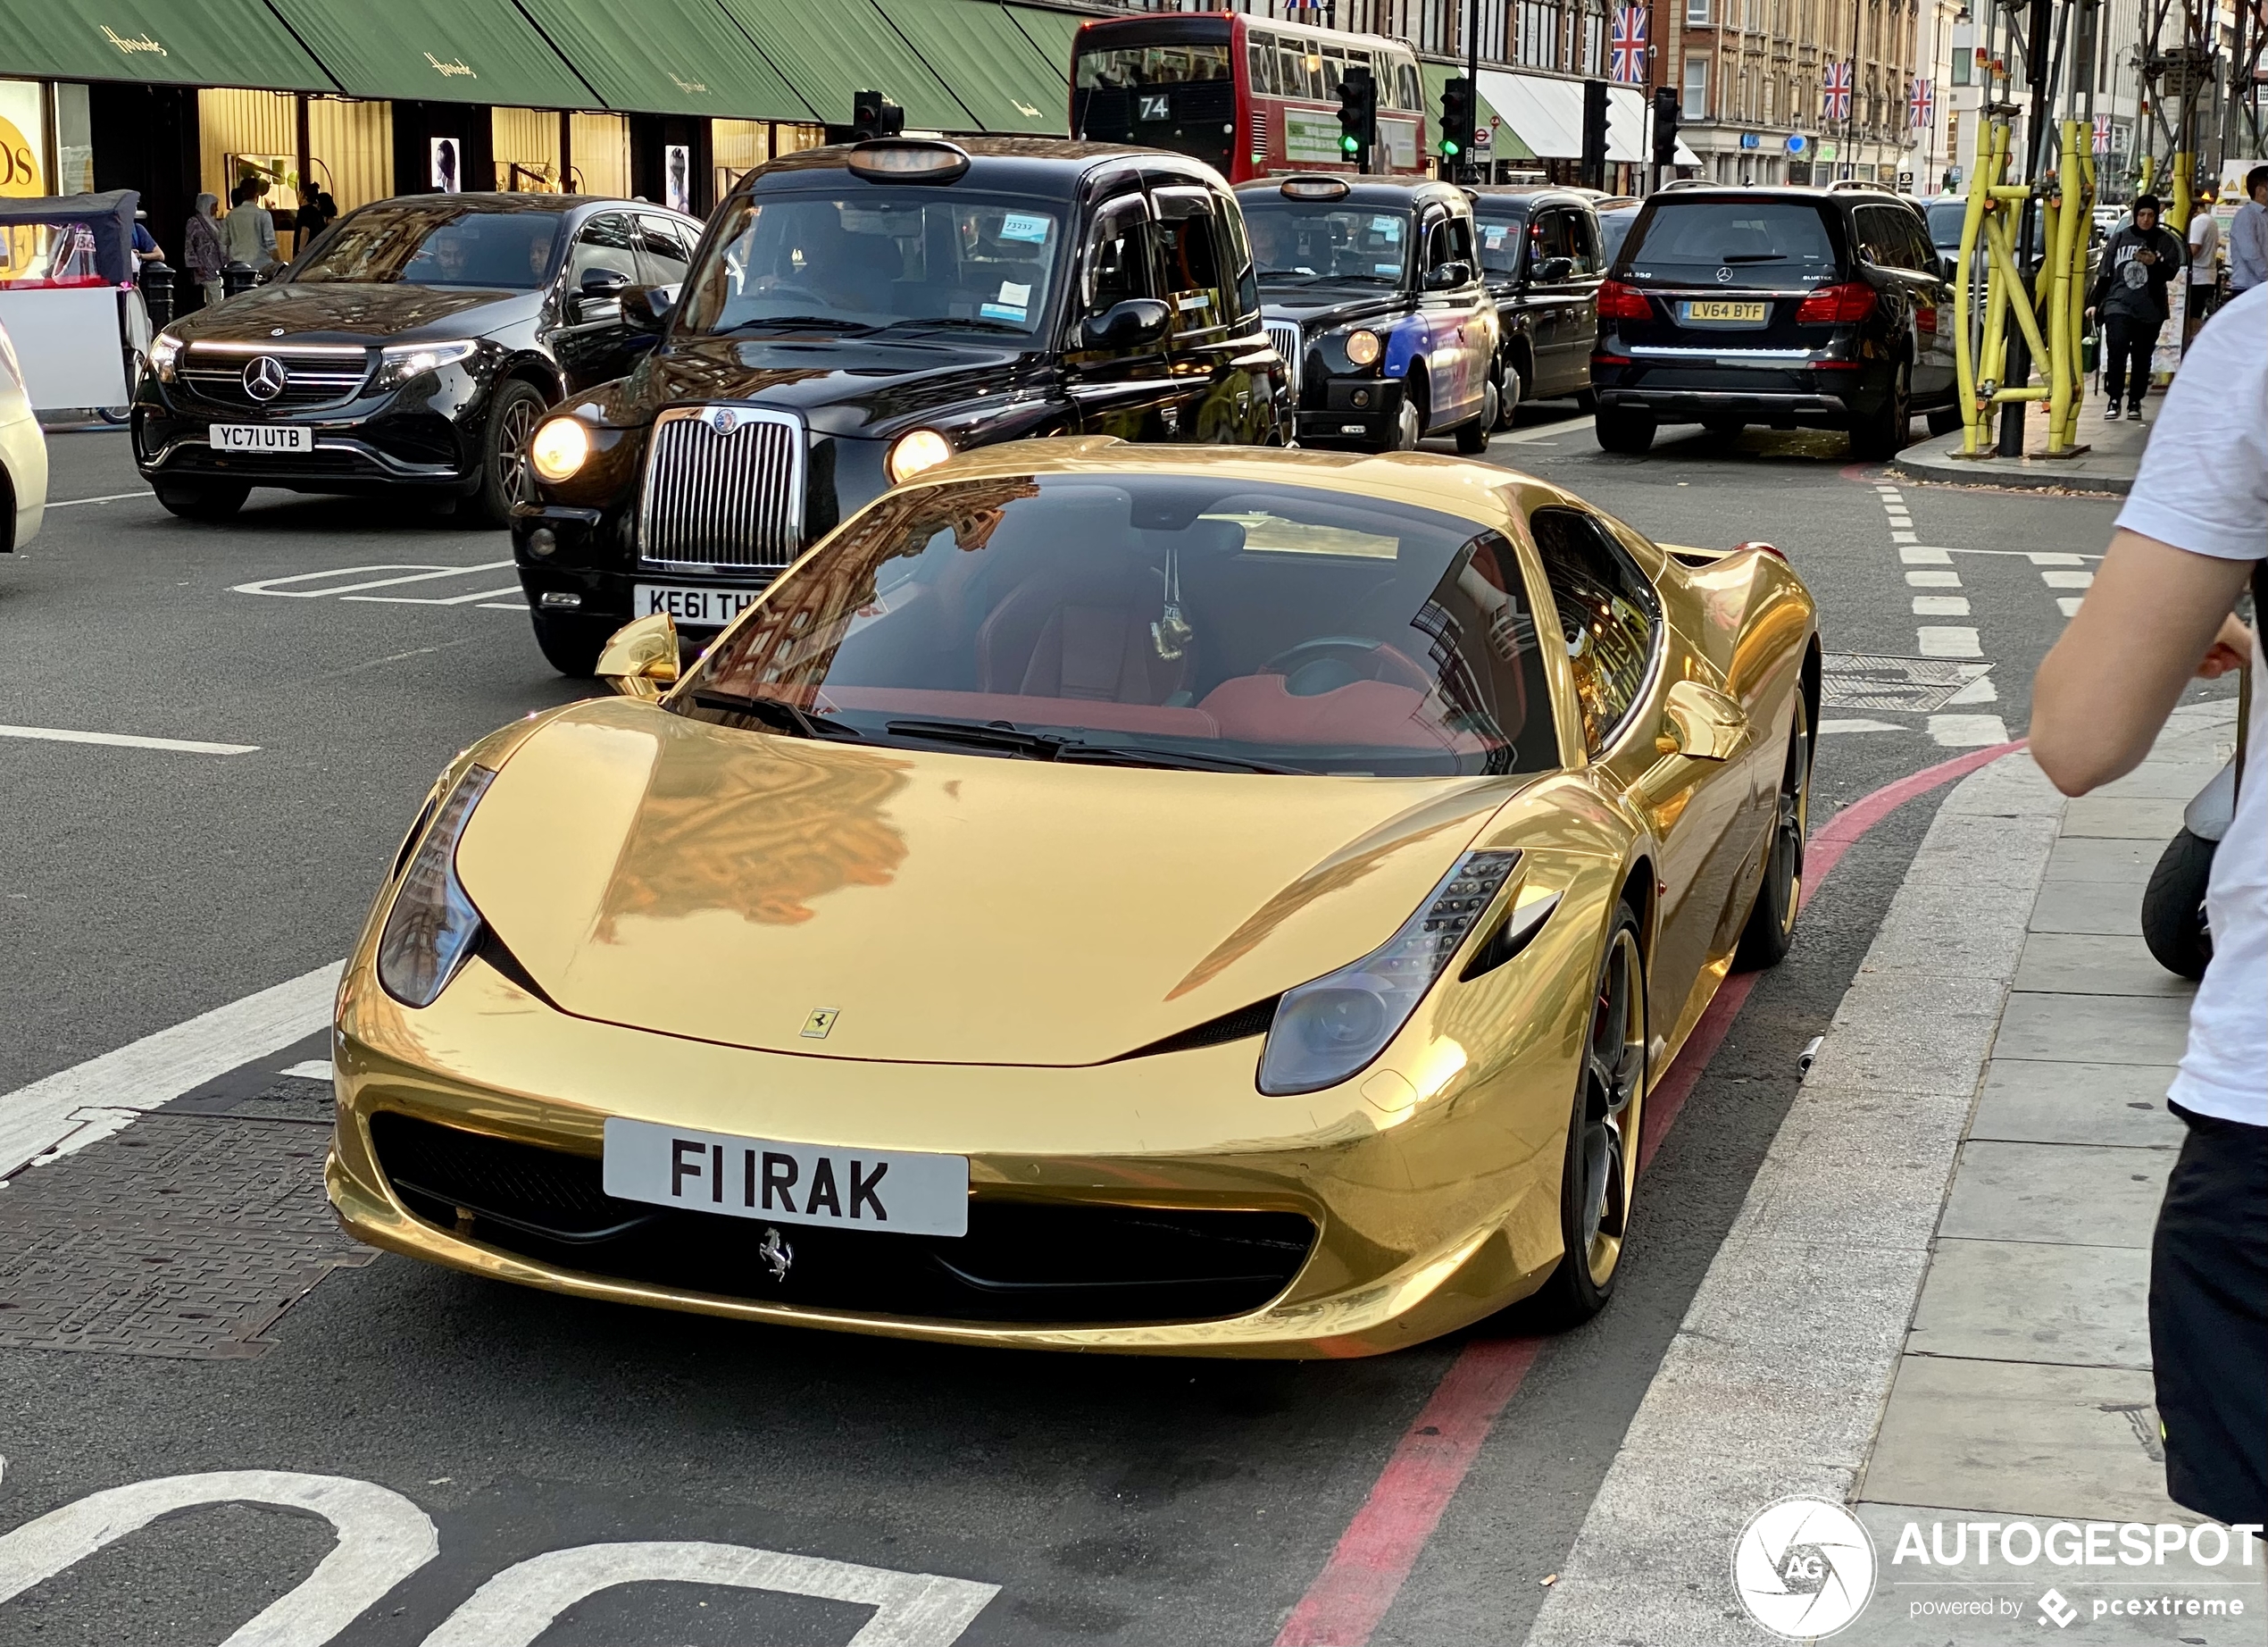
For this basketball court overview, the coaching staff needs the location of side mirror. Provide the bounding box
[1424,260,1473,290]
[1080,297,1172,351]
[596,613,680,700]
[580,268,632,297]
[1531,255,1575,283]
[622,285,674,334]
[1655,679,1748,762]
[1938,254,1959,282]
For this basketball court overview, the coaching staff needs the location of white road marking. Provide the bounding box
[1912,595,1972,616]
[421,1541,999,1647]
[0,1471,438,1647]
[1497,415,1594,444]
[233,563,515,598]
[1890,531,1918,544]
[0,724,257,755]
[1917,625,1982,657]
[46,489,157,509]
[2025,551,2086,564]
[0,962,341,1177]
[345,586,525,607]
[478,602,527,611]
[1899,546,1953,564]
[1820,718,1906,734]
[2057,595,2085,617]
[1929,713,2011,746]
[1945,673,1999,705]
[2040,569,2094,588]
[280,1059,334,1081]
[1904,570,1961,588]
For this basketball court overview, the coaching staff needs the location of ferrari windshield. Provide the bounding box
[290,205,563,288]
[677,473,1558,778]
[676,190,1065,337]
[1244,201,1412,284]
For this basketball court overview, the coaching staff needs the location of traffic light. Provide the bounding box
[1440,75,1475,173]
[1336,65,1376,171]
[1580,79,1609,190]
[1652,85,1680,167]
[852,90,904,142]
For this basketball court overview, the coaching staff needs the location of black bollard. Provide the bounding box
[221,260,258,298]
[138,256,175,327]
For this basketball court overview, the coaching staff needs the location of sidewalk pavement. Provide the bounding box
[1526,702,2257,1646]
[1892,407,2148,496]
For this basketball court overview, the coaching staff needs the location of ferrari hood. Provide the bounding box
[452,699,1525,1066]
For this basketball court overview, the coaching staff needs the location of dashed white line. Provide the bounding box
[46,489,158,509]
[1821,718,1905,734]
[2025,551,2086,565]
[280,1060,334,1082]
[1928,713,2011,746]
[1917,626,1983,658]
[2041,569,2093,589]
[1900,546,1954,564]
[2057,596,2086,617]
[0,724,257,755]
[1912,595,1972,616]
[1905,570,1962,588]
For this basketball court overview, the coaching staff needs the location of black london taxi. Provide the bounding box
[1466,187,1606,420]
[1232,174,1499,454]
[513,137,1286,675]
[133,194,705,526]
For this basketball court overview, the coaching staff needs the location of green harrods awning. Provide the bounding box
[0,0,335,93]
[1003,3,1082,84]
[512,0,817,121]
[880,0,1068,135]
[713,0,970,132]
[263,0,594,108]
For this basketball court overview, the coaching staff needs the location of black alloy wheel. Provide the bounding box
[1594,406,1655,454]
[530,608,616,679]
[154,478,249,522]
[2139,828,2216,981]
[1735,692,1812,969]
[1851,362,1912,461]
[1534,906,1647,1325]
[475,379,548,529]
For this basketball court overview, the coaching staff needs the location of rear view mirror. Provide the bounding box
[1080,297,1172,351]
[1424,260,1473,290]
[596,613,680,700]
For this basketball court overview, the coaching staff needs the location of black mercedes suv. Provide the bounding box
[133,193,705,525]
[1588,186,1957,458]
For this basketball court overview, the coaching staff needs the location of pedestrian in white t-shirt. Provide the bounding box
[2032,280,2266,1533]
[2187,196,2222,324]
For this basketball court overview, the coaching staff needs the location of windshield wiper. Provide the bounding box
[716,315,876,336]
[872,316,1024,335]
[692,690,863,740]
[882,718,1304,773]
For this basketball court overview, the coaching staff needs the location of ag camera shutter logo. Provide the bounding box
[1731,1497,1878,1638]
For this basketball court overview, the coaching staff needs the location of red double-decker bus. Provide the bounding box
[1071,12,1430,186]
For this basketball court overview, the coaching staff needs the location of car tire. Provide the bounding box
[530,608,614,679]
[1531,904,1647,1327]
[472,378,549,530]
[1926,405,1965,437]
[1594,407,1655,454]
[1495,362,1524,429]
[154,479,250,522]
[1573,386,1598,414]
[1455,382,1496,454]
[2139,827,2216,981]
[1734,691,1812,970]
[1850,363,1911,460]
[1390,378,1424,450]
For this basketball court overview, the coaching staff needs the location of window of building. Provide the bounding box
[1683,55,1710,120]
[1687,0,1711,23]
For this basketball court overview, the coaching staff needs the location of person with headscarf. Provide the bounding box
[182,192,225,310]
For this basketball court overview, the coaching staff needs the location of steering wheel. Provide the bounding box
[1262,637,1433,698]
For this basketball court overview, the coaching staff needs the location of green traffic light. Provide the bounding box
[1341,137,1358,154]
[1442,139,1461,156]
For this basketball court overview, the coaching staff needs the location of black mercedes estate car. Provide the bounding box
[514,138,1285,675]
[133,194,705,525]
[1589,185,1957,458]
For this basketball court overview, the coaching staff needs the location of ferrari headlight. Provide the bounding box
[146,330,183,383]
[887,427,953,484]
[372,339,478,391]
[1258,850,1520,1096]
[529,416,590,483]
[377,765,496,1008]
[1345,328,1382,367]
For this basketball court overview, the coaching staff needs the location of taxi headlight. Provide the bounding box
[529,416,591,483]
[1345,329,1383,367]
[372,339,478,391]
[146,330,183,383]
[377,765,496,1009]
[887,428,954,484]
[1257,850,1520,1096]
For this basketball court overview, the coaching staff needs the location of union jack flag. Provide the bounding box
[1610,6,1648,85]
[2092,114,2113,154]
[1823,61,1852,123]
[1907,78,1932,129]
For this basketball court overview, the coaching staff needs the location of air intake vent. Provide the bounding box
[1117,997,1280,1060]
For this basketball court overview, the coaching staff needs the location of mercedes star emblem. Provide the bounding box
[1716,266,1733,282]
[270,327,286,337]
[241,355,288,402]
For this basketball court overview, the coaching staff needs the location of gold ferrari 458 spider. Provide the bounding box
[329,440,1817,1357]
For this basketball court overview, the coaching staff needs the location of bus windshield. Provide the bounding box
[1072,25,1237,175]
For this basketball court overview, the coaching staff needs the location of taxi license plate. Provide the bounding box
[602,1116,970,1238]
[212,423,312,454]
[1678,300,1770,325]
[633,582,759,628]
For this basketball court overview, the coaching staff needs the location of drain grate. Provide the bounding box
[1820,654,1988,714]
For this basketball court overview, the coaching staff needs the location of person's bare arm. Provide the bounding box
[2030,529,2254,796]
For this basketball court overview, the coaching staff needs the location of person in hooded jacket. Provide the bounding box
[2087,193,2186,422]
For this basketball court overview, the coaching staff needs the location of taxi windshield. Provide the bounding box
[676,473,1557,779]
[290,205,563,288]
[1243,200,1411,285]
[677,190,1064,337]
[1474,213,1528,277]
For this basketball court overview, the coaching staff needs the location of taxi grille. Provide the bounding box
[179,345,369,410]
[1265,320,1304,396]
[369,1113,1316,1325]
[638,405,805,570]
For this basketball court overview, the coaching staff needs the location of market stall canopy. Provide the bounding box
[712,0,971,132]
[880,0,1069,134]
[263,0,594,108]
[512,0,817,121]
[1422,62,1535,163]
[0,189,138,284]
[0,0,335,93]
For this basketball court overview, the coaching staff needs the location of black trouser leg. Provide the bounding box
[2102,317,2162,407]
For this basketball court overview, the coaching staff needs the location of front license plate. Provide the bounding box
[602,1116,970,1238]
[212,423,312,454]
[1678,300,1769,325]
[633,582,759,629]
